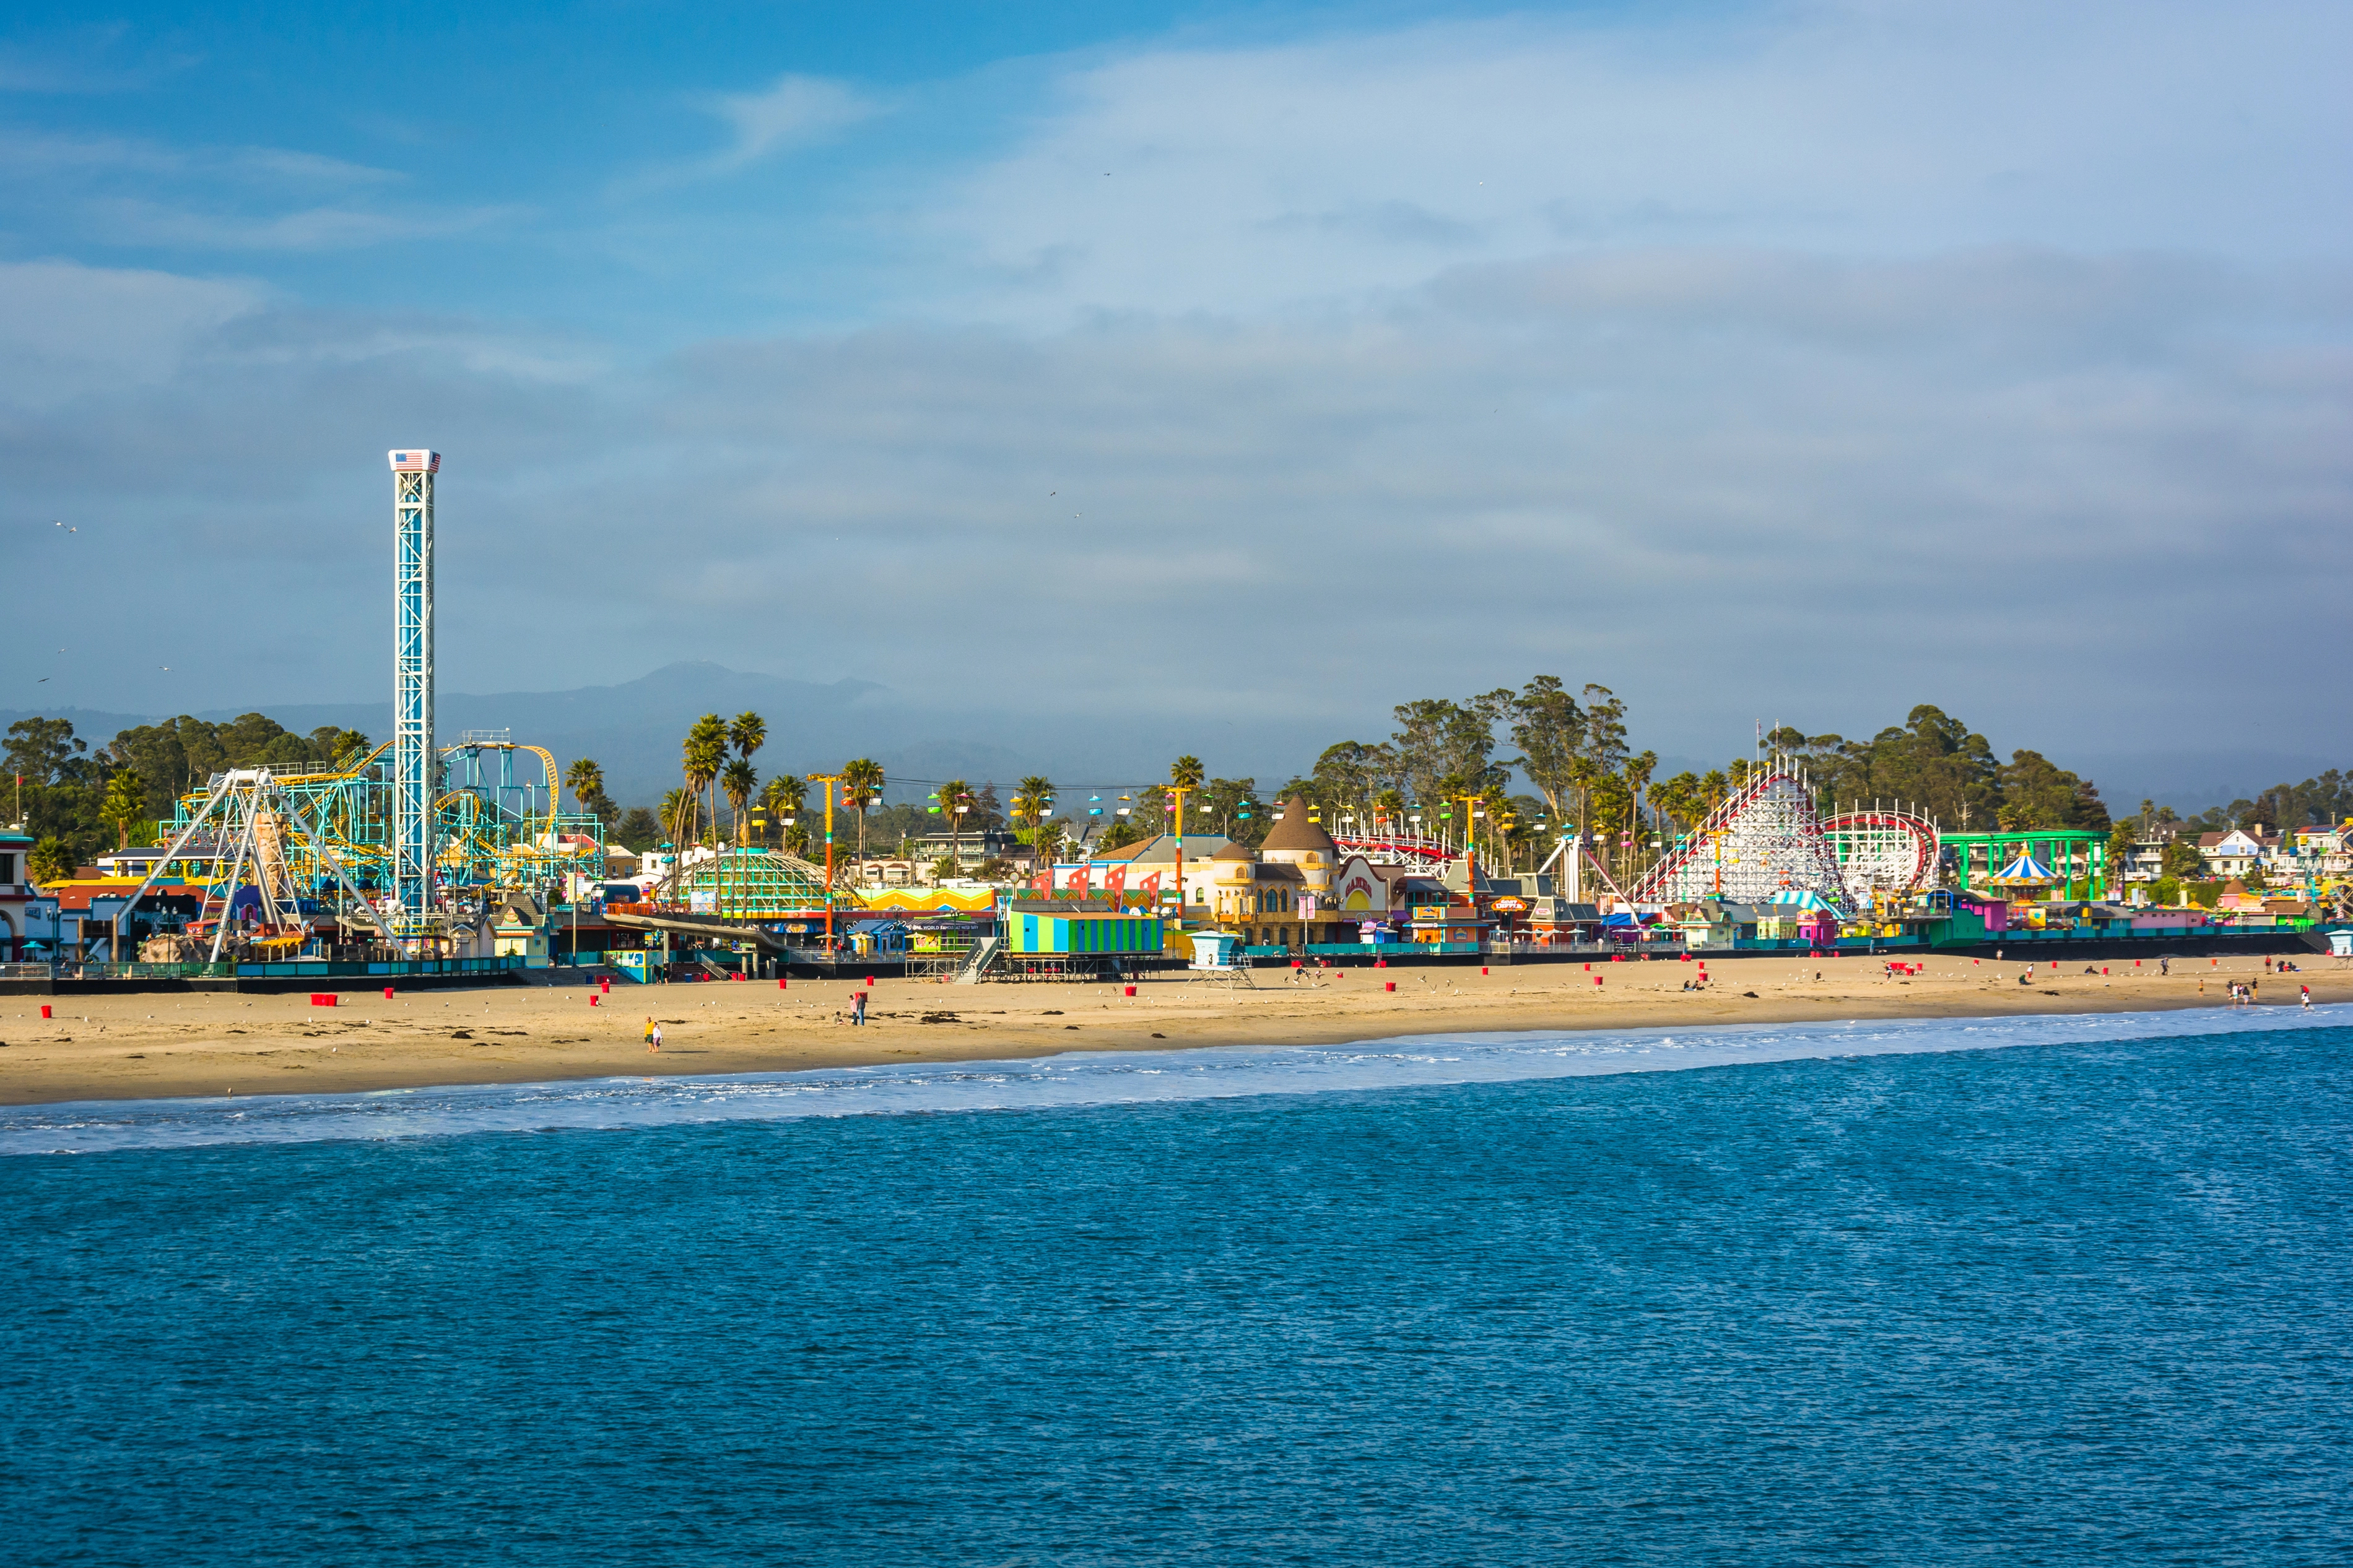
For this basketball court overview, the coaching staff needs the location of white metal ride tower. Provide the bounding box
[389,448,439,929]
[1629,765,1853,911]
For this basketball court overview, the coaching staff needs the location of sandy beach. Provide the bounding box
[2,950,2340,1107]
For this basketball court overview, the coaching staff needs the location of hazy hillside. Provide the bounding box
[6,665,2334,817]
[2,664,1304,808]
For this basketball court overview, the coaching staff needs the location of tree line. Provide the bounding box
[11,694,2348,893]
[4,714,370,884]
[1259,690,2353,886]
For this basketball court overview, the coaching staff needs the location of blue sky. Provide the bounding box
[4,0,2349,786]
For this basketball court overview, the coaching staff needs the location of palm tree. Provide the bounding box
[721,758,757,844]
[936,777,971,874]
[724,717,765,909]
[1169,755,1205,839]
[28,834,71,887]
[565,758,604,812]
[1014,774,1055,886]
[760,775,806,854]
[679,714,728,849]
[729,712,766,765]
[842,757,885,871]
[1014,776,1054,835]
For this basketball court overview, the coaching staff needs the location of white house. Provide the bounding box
[2197,828,2272,880]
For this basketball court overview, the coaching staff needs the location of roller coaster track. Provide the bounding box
[1629,766,1851,909]
[1820,808,1940,896]
[1329,834,1453,866]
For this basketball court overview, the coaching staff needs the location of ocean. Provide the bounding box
[4,1008,2348,1564]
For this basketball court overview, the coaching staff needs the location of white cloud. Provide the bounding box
[0,129,402,188]
[80,195,521,252]
[923,1,2353,323]
[711,73,882,164]
[0,258,261,403]
[613,72,884,194]
[2,243,2347,761]
[0,128,507,253]
[5,3,2351,775]
[0,25,196,94]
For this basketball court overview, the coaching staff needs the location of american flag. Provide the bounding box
[387,449,441,472]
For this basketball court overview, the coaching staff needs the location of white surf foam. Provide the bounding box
[2,1004,2342,1156]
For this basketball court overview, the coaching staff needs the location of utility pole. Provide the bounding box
[1167,783,1194,928]
[807,772,844,948]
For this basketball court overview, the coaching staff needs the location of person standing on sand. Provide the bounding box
[2302,985,2312,1009]
[2160,956,2170,976]
[645,1017,661,1052]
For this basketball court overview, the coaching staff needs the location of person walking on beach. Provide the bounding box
[645,1017,661,1052]
[2160,956,2170,977]
[2302,984,2312,1010]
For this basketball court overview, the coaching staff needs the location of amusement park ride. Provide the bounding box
[1316,760,1946,917]
[106,451,604,964]
[1321,760,1943,916]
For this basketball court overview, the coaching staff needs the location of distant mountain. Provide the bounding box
[183,662,1046,807]
[2067,750,2347,818]
[6,664,1186,807]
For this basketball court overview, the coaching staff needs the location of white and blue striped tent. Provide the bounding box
[1988,854,2057,884]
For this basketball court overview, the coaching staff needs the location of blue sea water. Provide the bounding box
[2,1009,2349,1565]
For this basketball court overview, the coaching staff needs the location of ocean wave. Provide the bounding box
[3,1005,2344,1156]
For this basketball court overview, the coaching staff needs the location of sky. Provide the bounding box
[2,0,2348,786]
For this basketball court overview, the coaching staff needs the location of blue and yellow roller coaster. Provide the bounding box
[155,729,604,903]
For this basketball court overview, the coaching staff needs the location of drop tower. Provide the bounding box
[389,448,440,925]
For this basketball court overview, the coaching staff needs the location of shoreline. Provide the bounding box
[2,952,2338,1109]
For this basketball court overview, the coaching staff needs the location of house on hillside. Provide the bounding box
[2289,823,2352,877]
[2197,828,2273,880]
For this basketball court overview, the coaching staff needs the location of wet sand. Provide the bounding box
[1,951,2340,1107]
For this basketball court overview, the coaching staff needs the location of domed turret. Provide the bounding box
[1259,797,1336,889]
